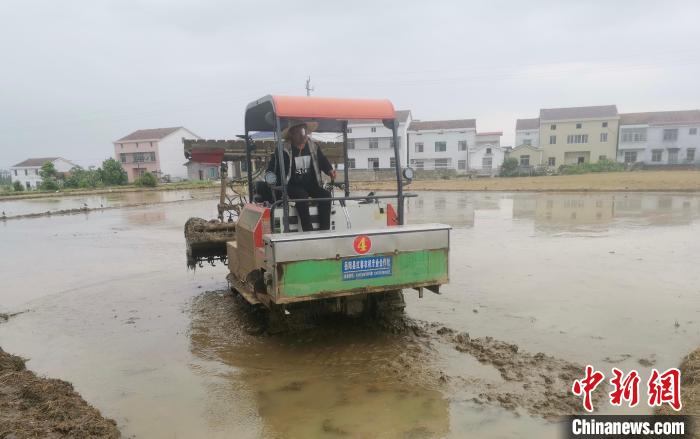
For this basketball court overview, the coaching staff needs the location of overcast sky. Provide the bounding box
[1,0,699,168]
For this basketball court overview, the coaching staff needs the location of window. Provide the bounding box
[415,142,423,152]
[523,139,532,146]
[600,133,608,142]
[577,156,585,164]
[598,155,607,161]
[576,123,582,129]
[602,122,608,128]
[687,148,696,161]
[26,182,31,189]
[347,158,356,169]
[24,169,28,176]
[652,149,663,162]
[620,128,647,142]
[434,158,450,169]
[434,141,446,152]
[566,134,588,144]
[690,128,697,135]
[624,151,637,163]
[13,170,17,176]
[368,158,379,169]
[390,157,396,168]
[549,135,556,144]
[458,160,466,170]
[208,167,217,178]
[369,138,378,149]
[548,157,556,166]
[663,129,678,141]
[413,160,424,170]
[668,149,679,163]
[347,139,354,149]
[550,124,556,130]
[119,153,127,163]
[34,169,38,175]
[347,128,352,133]
[482,157,493,169]
[458,140,467,151]
[370,127,376,133]
[519,155,530,166]
[120,143,123,149]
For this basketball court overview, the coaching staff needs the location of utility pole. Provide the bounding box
[305,76,314,96]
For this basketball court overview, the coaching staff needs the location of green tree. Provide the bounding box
[134,171,157,187]
[64,167,103,188]
[38,161,60,191]
[499,157,519,177]
[100,158,128,186]
[13,180,24,192]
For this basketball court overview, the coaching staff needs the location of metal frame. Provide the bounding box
[244,97,407,233]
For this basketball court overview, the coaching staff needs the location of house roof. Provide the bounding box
[477,131,503,136]
[540,105,618,121]
[395,110,411,123]
[116,127,183,142]
[408,119,476,131]
[516,118,539,130]
[11,157,60,167]
[619,109,700,126]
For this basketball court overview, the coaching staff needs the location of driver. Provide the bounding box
[266,121,336,231]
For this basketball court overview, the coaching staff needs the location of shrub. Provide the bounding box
[100,158,128,186]
[134,172,157,187]
[559,158,625,175]
[13,180,24,192]
[499,157,519,177]
[64,167,103,189]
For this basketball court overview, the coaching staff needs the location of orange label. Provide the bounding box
[353,235,372,255]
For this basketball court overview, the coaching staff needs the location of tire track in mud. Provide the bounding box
[190,290,603,422]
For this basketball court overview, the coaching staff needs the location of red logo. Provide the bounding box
[353,235,371,254]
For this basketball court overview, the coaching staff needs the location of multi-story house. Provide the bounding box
[10,157,79,189]
[346,110,411,170]
[539,105,619,167]
[617,110,700,164]
[469,132,506,173]
[407,119,476,172]
[114,127,200,182]
[515,118,540,147]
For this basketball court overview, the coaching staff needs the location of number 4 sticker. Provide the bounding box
[353,235,372,255]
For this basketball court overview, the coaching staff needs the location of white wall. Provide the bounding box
[515,129,539,148]
[408,129,476,171]
[9,158,77,189]
[158,128,200,180]
[618,123,700,164]
[469,145,506,172]
[347,117,410,169]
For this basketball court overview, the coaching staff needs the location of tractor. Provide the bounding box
[184,95,450,330]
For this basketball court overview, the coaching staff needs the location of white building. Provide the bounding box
[10,157,78,190]
[347,110,411,169]
[515,118,540,147]
[406,119,503,173]
[114,127,200,182]
[408,119,476,171]
[469,132,506,173]
[618,110,700,164]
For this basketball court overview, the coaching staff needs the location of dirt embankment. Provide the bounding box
[0,314,120,439]
[656,348,700,422]
[353,170,700,192]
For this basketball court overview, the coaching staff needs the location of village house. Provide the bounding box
[346,110,412,170]
[114,127,200,182]
[10,157,79,190]
[617,110,700,164]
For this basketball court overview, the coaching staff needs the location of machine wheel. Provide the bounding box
[369,290,406,319]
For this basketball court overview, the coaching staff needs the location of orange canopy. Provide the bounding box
[271,95,395,120]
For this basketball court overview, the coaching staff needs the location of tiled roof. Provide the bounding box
[540,105,618,121]
[116,127,183,142]
[11,157,60,167]
[408,119,476,131]
[516,118,539,130]
[620,110,700,126]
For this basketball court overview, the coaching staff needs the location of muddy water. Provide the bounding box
[0,187,219,216]
[1,191,699,438]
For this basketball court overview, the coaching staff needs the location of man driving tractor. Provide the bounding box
[266,121,337,231]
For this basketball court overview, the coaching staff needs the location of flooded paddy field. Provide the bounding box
[1,191,699,438]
